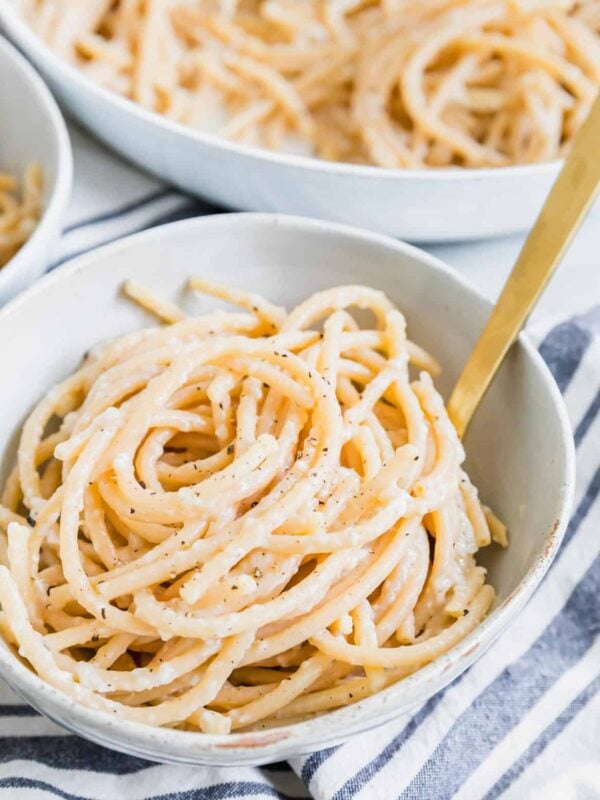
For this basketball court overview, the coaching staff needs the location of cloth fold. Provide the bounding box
[0,125,598,800]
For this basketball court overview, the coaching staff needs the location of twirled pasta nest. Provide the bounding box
[0,280,507,733]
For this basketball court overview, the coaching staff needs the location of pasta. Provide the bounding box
[19,0,600,167]
[0,164,42,268]
[0,278,507,734]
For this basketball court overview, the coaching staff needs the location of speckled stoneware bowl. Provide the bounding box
[0,35,72,304]
[0,215,575,766]
[0,1,560,242]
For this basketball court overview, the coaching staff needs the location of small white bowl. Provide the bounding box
[0,2,559,242]
[0,214,574,766]
[0,34,72,304]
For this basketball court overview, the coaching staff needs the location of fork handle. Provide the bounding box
[447,92,600,440]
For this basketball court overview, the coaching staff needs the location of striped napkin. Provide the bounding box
[1,125,598,800]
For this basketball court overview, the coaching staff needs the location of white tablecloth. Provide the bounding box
[1,122,599,800]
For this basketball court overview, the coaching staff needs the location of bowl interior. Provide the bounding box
[0,214,573,761]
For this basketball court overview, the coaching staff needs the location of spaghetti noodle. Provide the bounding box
[19,0,600,167]
[0,279,506,733]
[0,164,42,268]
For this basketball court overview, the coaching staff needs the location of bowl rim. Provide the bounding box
[0,34,73,295]
[0,1,562,184]
[0,213,576,762]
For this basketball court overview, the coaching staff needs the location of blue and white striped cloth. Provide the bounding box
[1,125,599,800]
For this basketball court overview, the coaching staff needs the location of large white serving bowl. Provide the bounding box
[0,214,574,766]
[0,34,72,304]
[0,1,561,242]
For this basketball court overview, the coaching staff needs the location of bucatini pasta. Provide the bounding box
[0,164,42,268]
[19,0,600,167]
[0,279,507,734]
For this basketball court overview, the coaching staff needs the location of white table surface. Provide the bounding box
[430,211,600,330]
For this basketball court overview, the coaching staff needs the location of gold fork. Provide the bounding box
[448,93,600,439]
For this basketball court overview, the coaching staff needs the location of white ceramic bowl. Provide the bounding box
[0,214,574,766]
[0,34,72,304]
[0,1,560,243]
